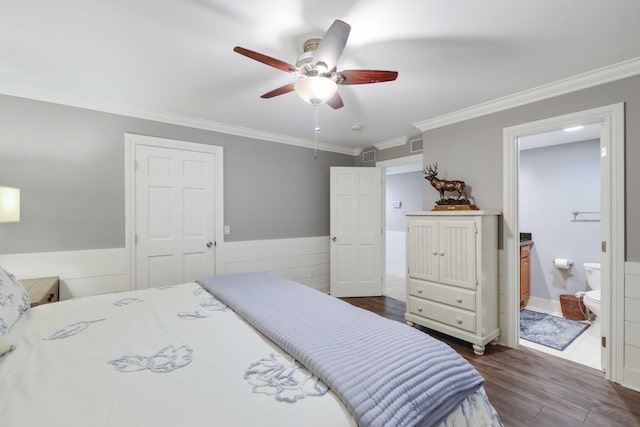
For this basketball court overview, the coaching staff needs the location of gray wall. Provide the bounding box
[386,171,423,231]
[520,140,601,300]
[0,94,354,254]
[359,74,640,262]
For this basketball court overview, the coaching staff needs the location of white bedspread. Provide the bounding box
[0,283,355,427]
[0,281,501,426]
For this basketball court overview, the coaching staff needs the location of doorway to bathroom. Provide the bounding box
[377,154,423,302]
[502,103,625,383]
[517,125,602,370]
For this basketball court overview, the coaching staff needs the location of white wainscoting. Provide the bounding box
[223,236,330,293]
[0,248,130,300]
[386,230,406,277]
[624,261,640,391]
[0,237,331,300]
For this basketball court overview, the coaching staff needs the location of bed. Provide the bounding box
[0,267,503,427]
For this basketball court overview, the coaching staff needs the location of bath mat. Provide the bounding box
[520,309,590,351]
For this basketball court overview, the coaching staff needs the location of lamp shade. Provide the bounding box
[0,186,20,223]
[294,76,338,105]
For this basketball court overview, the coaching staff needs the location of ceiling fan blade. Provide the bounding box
[313,20,351,72]
[234,46,296,73]
[339,70,398,85]
[260,83,295,99]
[326,92,344,109]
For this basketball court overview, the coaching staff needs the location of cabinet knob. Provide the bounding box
[417,288,423,294]
[456,318,462,324]
[440,251,445,256]
[432,251,438,255]
[456,297,462,303]
[417,307,423,312]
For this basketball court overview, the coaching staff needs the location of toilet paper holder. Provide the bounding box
[551,258,574,269]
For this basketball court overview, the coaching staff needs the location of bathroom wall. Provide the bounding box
[519,139,601,300]
[386,171,423,231]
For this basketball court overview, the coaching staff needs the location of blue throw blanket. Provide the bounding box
[197,273,484,427]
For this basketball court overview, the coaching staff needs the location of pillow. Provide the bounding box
[0,266,30,337]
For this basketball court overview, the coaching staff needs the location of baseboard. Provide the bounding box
[526,296,563,315]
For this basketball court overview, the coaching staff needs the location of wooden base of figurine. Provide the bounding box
[432,204,479,211]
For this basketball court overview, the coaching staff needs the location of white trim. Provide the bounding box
[124,133,225,289]
[3,57,639,156]
[502,103,625,385]
[224,236,330,293]
[0,248,128,299]
[373,136,406,150]
[0,82,358,156]
[376,153,423,168]
[416,57,640,132]
[624,261,640,391]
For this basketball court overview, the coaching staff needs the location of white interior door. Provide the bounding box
[330,167,383,297]
[135,144,217,288]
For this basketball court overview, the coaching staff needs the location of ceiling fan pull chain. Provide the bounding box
[314,104,320,159]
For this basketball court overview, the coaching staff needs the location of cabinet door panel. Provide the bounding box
[407,219,439,282]
[438,220,477,289]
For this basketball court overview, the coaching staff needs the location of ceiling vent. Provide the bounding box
[410,137,423,153]
[362,150,376,163]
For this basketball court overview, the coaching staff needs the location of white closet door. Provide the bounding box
[135,145,216,288]
[330,167,383,297]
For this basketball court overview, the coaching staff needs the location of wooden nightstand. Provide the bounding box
[22,277,60,307]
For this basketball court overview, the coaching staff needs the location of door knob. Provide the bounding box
[206,241,214,248]
[332,237,337,242]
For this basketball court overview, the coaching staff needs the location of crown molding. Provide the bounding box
[414,56,640,132]
[0,81,360,156]
[373,136,406,150]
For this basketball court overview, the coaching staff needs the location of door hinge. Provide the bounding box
[602,336,606,348]
[134,160,139,171]
[135,234,138,244]
[601,241,606,252]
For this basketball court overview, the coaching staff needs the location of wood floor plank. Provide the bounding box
[340,295,640,427]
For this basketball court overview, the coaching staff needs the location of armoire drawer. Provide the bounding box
[408,296,477,333]
[408,279,476,312]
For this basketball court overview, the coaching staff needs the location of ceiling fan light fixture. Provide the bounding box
[295,76,337,105]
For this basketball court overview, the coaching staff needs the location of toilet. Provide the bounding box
[583,262,601,317]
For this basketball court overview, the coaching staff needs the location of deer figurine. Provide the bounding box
[423,163,467,201]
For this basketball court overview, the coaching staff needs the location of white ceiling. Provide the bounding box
[1,1,639,153]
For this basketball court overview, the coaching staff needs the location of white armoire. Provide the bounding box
[404,211,500,355]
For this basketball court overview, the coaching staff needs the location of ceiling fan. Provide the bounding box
[234,20,398,109]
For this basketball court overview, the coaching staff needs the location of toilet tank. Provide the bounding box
[584,262,601,290]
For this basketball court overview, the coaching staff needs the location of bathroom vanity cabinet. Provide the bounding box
[520,242,533,309]
[404,211,500,355]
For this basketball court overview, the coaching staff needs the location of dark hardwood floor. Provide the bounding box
[341,296,640,427]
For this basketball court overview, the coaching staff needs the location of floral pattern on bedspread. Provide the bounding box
[43,319,106,340]
[199,295,227,312]
[177,310,209,320]
[108,345,193,373]
[245,353,329,403]
[114,297,144,306]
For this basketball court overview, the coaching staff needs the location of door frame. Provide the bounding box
[376,154,424,289]
[502,103,625,382]
[124,133,224,289]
